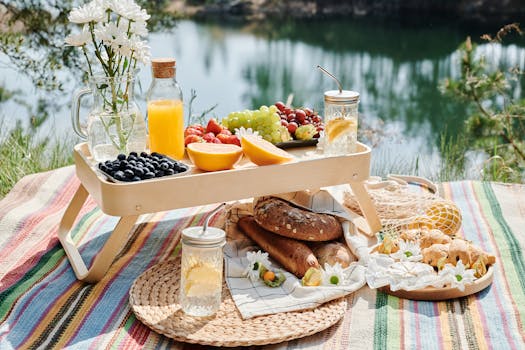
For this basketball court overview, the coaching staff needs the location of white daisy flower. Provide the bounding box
[68,1,106,24]
[390,240,422,262]
[129,20,148,37]
[129,37,151,63]
[321,263,345,286]
[234,127,260,139]
[109,0,150,22]
[65,25,91,46]
[438,260,476,292]
[244,251,271,282]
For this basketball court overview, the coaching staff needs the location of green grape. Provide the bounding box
[295,124,317,140]
[259,105,269,113]
[269,105,278,114]
[224,106,286,143]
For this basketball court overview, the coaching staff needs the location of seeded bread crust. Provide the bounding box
[253,197,343,242]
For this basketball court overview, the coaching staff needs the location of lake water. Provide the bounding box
[1,18,524,178]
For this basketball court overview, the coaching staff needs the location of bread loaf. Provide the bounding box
[253,197,343,241]
[310,241,356,268]
[238,216,320,278]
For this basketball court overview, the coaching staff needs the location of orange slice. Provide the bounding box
[240,135,294,166]
[325,118,356,142]
[186,142,243,171]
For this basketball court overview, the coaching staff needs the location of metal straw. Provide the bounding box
[202,203,226,234]
[317,65,343,93]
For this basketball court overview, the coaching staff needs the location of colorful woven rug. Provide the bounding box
[0,166,524,349]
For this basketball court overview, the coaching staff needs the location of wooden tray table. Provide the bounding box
[59,142,381,282]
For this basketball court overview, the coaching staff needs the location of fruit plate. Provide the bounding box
[129,257,347,347]
[275,139,318,149]
[377,265,494,301]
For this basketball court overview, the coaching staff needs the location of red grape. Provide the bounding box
[281,120,289,127]
[287,113,296,122]
[287,122,298,134]
[275,101,286,112]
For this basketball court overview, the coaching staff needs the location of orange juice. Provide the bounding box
[147,99,184,159]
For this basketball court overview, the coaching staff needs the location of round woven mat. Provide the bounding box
[129,258,347,347]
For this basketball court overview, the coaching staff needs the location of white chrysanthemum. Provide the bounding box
[234,127,260,139]
[68,1,106,24]
[439,260,476,292]
[65,25,91,46]
[129,36,151,63]
[109,0,150,22]
[321,263,345,286]
[244,251,271,282]
[390,240,422,262]
[129,20,148,37]
[94,22,130,55]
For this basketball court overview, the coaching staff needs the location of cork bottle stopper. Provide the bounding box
[151,58,176,78]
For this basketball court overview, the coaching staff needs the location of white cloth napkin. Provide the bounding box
[224,239,366,319]
[222,187,373,320]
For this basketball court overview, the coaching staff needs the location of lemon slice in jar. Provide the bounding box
[325,118,356,142]
[184,263,222,297]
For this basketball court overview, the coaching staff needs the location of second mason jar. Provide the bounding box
[322,90,360,156]
[146,58,184,160]
[179,226,226,317]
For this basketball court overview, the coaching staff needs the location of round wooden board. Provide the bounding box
[378,266,494,300]
[129,258,347,347]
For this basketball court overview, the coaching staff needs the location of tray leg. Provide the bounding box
[58,184,139,283]
[348,181,382,236]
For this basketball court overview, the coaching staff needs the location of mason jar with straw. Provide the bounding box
[317,65,360,155]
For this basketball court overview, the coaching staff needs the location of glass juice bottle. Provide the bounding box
[146,58,184,160]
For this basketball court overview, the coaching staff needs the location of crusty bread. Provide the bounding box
[253,197,343,241]
[310,241,356,268]
[238,216,320,278]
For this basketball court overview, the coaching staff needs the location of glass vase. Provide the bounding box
[71,73,147,162]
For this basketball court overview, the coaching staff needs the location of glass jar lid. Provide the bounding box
[182,226,226,247]
[324,90,360,104]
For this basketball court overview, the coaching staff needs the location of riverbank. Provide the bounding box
[168,0,524,24]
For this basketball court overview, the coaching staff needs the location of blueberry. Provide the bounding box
[131,176,141,182]
[124,169,134,178]
[129,160,137,166]
[160,162,169,171]
[128,155,137,161]
[154,170,165,177]
[99,164,108,173]
[151,152,160,157]
[174,165,187,173]
[146,163,155,172]
[114,171,125,180]
[134,167,145,177]
[117,154,126,161]
[119,161,128,170]
[143,172,155,179]
[165,169,175,175]
[140,152,148,158]
[138,156,148,163]
[129,151,138,157]
[151,161,160,169]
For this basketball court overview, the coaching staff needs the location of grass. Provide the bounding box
[0,123,74,199]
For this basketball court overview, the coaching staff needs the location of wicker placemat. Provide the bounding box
[129,258,347,347]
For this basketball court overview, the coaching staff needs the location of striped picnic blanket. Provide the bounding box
[0,166,524,349]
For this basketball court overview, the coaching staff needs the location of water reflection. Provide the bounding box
[1,16,524,177]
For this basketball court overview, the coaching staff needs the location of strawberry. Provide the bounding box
[216,133,231,144]
[206,118,223,135]
[184,134,203,146]
[211,137,222,144]
[226,135,241,146]
[188,123,205,133]
[184,127,203,138]
[219,128,232,136]
[202,132,217,143]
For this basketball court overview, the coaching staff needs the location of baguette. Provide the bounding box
[310,241,356,268]
[238,216,320,278]
[253,197,342,241]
